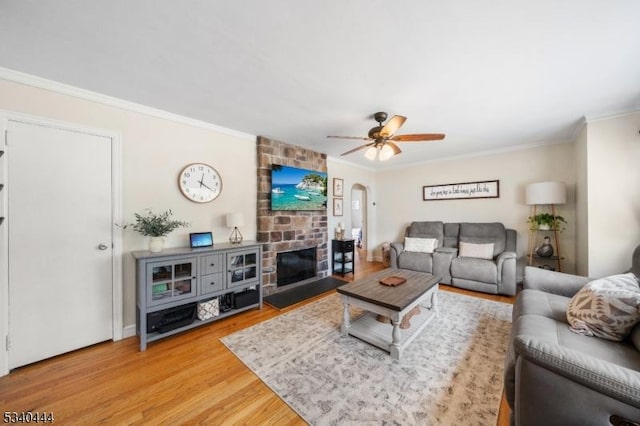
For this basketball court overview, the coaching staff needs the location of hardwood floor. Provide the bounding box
[0,255,513,425]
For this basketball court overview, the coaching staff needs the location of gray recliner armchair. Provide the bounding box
[504,244,640,425]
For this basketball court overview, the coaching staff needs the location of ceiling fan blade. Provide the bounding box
[379,115,406,137]
[327,135,372,141]
[387,141,402,155]
[391,133,446,142]
[340,143,374,156]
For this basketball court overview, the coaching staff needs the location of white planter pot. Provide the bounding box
[149,237,165,252]
[538,224,551,231]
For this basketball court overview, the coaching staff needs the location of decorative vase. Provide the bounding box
[149,237,164,253]
[535,237,554,257]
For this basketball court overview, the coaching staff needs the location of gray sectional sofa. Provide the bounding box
[504,245,640,425]
[390,221,518,296]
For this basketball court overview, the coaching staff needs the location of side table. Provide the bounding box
[332,239,355,276]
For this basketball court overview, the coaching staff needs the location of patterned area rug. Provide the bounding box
[221,291,512,425]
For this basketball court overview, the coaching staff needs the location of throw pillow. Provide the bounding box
[566,273,640,341]
[458,242,494,260]
[404,237,438,253]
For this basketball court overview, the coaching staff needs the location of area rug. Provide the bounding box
[221,291,512,425]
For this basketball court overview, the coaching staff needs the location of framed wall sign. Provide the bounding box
[333,178,344,197]
[423,180,500,201]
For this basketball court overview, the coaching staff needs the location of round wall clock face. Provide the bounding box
[178,163,222,203]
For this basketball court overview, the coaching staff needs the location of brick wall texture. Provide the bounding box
[256,136,329,295]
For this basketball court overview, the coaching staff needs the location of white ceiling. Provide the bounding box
[1,1,639,169]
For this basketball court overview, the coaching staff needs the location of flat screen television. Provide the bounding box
[271,165,328,211]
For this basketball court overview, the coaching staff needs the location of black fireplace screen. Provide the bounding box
[277,247,317,286]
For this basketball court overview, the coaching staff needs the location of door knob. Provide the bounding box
[98,243,109,250]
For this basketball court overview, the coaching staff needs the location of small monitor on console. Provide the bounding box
[190,232,213,249]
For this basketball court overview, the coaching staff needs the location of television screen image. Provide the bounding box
[271,165,328,211]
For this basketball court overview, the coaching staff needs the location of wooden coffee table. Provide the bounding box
[336,269,439,360]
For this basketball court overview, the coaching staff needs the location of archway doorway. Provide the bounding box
[350,184,367,258]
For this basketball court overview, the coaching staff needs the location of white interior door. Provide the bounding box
[8,120,113,369]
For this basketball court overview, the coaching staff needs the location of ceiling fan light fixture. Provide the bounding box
[378,144,395,161]
[330,111,446,159]
[364,146,378,160]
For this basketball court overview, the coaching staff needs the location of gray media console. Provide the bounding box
[132,241,263,351]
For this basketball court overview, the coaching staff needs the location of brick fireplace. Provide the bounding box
[257,136,329,296]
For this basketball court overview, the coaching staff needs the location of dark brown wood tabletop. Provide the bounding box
[337,269,438,311]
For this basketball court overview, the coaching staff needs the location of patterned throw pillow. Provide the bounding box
[458,242,494,260]
[404,237,438,253]
[566,273,640,341]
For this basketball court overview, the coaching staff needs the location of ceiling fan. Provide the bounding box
[327,112,445,161]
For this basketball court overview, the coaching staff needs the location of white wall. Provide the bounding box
[374,143,578,273]
[326,158,376,260]
[0,79,257,328]
[584,112,640,277]
[575,124,589,275]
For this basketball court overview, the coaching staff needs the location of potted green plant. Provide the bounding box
[527,213,566,232]
[130,209,190,252]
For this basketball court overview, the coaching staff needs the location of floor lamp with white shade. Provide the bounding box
[525,181,566,272]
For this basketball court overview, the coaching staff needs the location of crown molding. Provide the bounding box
[0,66,256,141]
[572,109,640,140]
[326,155,376,172]
[570,116,588,142]
[375,139,574,172]
[583,109,640,123]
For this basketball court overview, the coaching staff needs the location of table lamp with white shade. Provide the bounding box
[226,212,244,244]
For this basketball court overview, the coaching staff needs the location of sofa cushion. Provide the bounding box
[458,222,506,257]
[407,221,444,245]
[513,289,570,324]
[450,257,498,284]
[566,273,640,341]
[404,237,437,253]
[505,313,640,411]
[398,251,433,273]
[513,314,640,371]
[443,223,459,248]
[458,241,494,259]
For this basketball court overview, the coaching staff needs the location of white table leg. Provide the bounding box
[432,290,439,317]
[390,319,401,360]
[341,296,350,335]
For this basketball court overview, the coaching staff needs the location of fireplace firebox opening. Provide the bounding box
[277,247,317,287]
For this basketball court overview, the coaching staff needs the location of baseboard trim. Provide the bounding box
[122,324,136,339]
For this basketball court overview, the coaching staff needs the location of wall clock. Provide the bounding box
[178,163,222,203]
